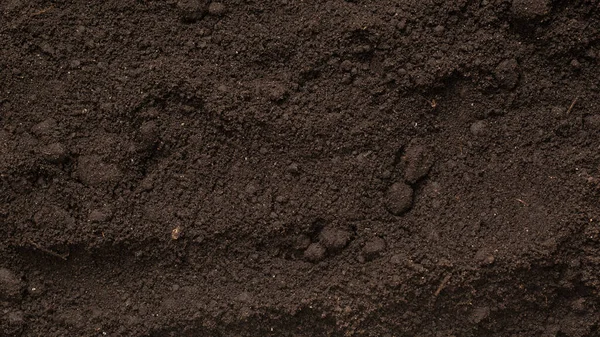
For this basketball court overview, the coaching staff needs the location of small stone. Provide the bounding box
[0,268,22,300]
[384,182,414,215]
[40,142,67,163]
[470,120,488,136]
[433,25,445,36]
[208,2,227,16]
[304,243,326,262]
[570,59,581,69]
[319,227,351,251]
[475,248,495,266]
[275,195,288,203]
[363,237,386,260]
[494,58,520,89]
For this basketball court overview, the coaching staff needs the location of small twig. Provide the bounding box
[434,273,452,297]
[418,95,437,109]
[28,240,68,260]
[566,96,579,115]
[31,6,54,17]
[516,198,529,207]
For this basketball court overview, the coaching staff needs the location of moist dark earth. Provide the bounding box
[1,0,600,336]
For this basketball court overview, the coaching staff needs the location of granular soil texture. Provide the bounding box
[1,0,600,336]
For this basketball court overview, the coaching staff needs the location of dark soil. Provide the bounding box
[2,0,600,336]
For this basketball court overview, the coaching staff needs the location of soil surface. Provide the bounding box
[2,0,600,336]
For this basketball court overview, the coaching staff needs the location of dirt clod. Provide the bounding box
[385,182,414,215]
[320,227,351,252]
[40,142,67,163]
[31,118,57,137]
[207,2,226,16]
[75,155,122,187]
[177,0,208,22]
[494,59,520,89]
[511,0,550,20]
[304,243,326,262]
[475,248,495,266]
[470,120,488,136]
[362,237,386,260]
[0,268,22,301]
[403,141,434,184]
[470,306,490,323]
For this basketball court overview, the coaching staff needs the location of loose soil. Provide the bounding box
[1,0,600,336]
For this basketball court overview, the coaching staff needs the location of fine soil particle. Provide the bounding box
[2,1,600,336]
